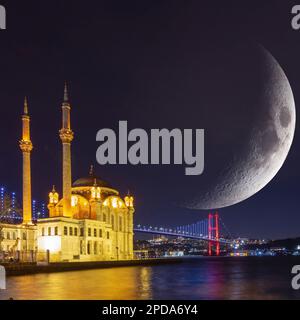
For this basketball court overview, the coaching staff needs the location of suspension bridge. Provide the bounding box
[134,212,233,256]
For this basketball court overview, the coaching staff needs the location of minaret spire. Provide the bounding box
[89,164,94,176]
[64,82,69,103]
[59,83,74,218]
[19,97,33,225]
[24,96,28,115]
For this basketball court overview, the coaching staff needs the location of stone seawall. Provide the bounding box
[2,258,184,276]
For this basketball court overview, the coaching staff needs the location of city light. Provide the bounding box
[39,236,61,253]
[0,186,48,223]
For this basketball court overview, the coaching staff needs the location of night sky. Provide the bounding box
[0,0,299,239]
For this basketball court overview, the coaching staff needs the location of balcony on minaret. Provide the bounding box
[59,84,74,143]
[59,128,74,144]
[20,97,33,152]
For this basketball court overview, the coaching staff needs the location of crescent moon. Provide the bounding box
[189,46,296,209]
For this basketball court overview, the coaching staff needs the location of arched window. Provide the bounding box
[69,227,73,236]
[54,227,58,236]
[48,227,51,236]
[64,226,68,236]
[99,229,102,238]
[80,228,84,237]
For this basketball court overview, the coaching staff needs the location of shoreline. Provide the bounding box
[2,257,185,276]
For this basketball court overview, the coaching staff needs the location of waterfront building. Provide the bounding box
[0,223,36,262]
[0,85,135,262]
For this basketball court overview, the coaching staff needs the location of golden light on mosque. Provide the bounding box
[91,186,101,200]
[49,186,59,204]
[102,196,127,209]
[71,195,78,207]
[39,236,61,253]
[9,84,136,263]
[125,195,134,208]
[112,197,118,208]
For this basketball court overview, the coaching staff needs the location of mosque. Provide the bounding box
[0,85,135,262]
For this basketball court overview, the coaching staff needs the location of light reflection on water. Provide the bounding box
[0,266,153,300]
[0,257,300,300]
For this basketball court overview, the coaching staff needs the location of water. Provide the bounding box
[1,256,300,300]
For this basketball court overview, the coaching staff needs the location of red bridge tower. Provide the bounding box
[208,212,220,256]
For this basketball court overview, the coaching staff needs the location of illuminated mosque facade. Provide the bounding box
[0,85,135,262]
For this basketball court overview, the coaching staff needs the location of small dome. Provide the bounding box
[72,165,112,188]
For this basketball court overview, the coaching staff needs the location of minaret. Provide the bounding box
[59,83,74,218]
[19,97,33,225]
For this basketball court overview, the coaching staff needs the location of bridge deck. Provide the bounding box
[134,228,231,244]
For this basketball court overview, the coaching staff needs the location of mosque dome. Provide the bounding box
[72,166,112,188]
[72,177,111,188]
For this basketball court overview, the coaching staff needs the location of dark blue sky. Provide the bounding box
[0,0,299,239]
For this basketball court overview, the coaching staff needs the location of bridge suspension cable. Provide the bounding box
[134,212,233,253]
